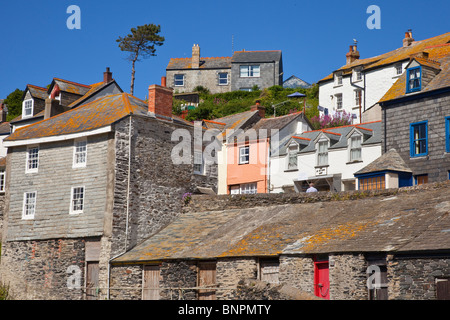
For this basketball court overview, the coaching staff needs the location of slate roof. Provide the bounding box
[167,57,232,70]
[50,78,91,96]
[113,182,450,263]
[379,43,450,103]
[354,149,412,176]
[26,85,48,100]
[319,32,450,83]
[279,121,381,155]
[4,93,191,143]
[231,50,282,63]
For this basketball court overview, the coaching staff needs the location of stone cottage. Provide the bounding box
[0,83,217,300]
[110,181,450,300]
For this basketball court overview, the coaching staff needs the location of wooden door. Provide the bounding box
[314,260,330,300]
[436,278,450,300]
[142,265,160,300]
[86,262,99,300]
[260,260,280,284]
[198,262,216,300]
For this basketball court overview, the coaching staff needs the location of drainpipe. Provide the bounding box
[107,115,133,299]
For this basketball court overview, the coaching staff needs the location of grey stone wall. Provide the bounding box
[166,68,231,94]
[231,61,282,91]
[388,255,450,300]
[0,238,86,300]
[329,254,368,300]
[279,255,315,295]
[382,91,450,182]
[216,258,257,299]
[160,260,197,300]
[109,264,142,300]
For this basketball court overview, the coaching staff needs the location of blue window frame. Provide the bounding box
[410,121,428,157]
[406,66,422,93]
[446,116,450,153]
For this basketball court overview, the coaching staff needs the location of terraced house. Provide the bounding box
[166,44,283,94]
[0,82,216,300]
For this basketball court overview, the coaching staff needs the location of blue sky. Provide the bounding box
[1,0,449,100]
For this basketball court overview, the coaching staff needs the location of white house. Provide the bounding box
[317,31,450,123]
[269,121,382,193]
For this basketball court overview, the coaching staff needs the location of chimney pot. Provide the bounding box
[104,67,113,83]
[403,30,414,47]
[346,44,360,64]
[251,100,265,118]
[161,76,167,87]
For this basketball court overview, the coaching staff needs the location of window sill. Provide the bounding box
[333,84,343,88]
[284,168,298,172]
[315,165,329,169]
[346,160,363,164]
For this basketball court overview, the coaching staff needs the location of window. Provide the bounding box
[334,72,343,86]
[353,68,362,81]
[406,66,421,93]
[218,73,228,85]
[287,146,298,170]
[395,63,403,76]
[359,175,385,191]
[335,94,343,110]
[349,135,362,161]
[0,169,5,193]
[73,139,87,168]
[354,89,362,107]
[70,186,85,214]
[22,99,34,118]
[239,146,249,164]
[445,116,450,153]
[193,151,203,174]
[415,174,428,186]
[317,141,328,166]
[240,65,260,78]
[174,74,184,86]
[410,121,428,157]
[26,146,39,173]
[22,191,36,219]
[240,183,257,194]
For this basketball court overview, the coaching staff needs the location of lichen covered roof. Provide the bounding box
[113,182,450,263]
[167,56,232,70]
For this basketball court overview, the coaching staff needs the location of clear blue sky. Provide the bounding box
[1,0,449,100]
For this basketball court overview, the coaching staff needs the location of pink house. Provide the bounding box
[227,107,311,194]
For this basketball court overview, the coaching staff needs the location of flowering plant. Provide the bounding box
[182,192,192,205]
[310,110,353,130]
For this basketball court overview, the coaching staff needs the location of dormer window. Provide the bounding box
[406,66,421,93]
[334,72,343,86]
[22,99,34,118]
[349,135,362,161]
[395,63,403,76]
[353,68,362,81]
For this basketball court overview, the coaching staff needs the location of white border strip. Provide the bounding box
[3,126,112,147]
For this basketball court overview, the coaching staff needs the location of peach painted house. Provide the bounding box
[227,110,312,194]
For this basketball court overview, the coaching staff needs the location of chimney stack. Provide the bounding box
[44,98,63,120]
[148,84,174,119]
[161,76,167,87]
[403,30,415,47]
[192,44,200,69]
[251,100,265,118]
[346,44,360,65]
[0,102,7,123]
[103,67,113,83]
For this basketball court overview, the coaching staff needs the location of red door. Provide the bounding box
[314,260,330,300]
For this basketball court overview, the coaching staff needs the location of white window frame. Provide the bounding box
[353,68,362,81]
[334,72,343,86]
[174,74,185,87]
[73,139,87,168]
[335,93,343,110]
[240,65,260,78]
[240,183,257,194]
[26,145,39,173]
[354,89,362,107]
[239,146,250,164]
[317,140,328,166]
[70,186,85,215]
[287,145,298,170]
[218,72,229,85]
[193,150,204,175]
[349,134,362,162]
[0,169,5,193]
[22,99,34,119]
[22,191,37,220]
[394,63,403,76]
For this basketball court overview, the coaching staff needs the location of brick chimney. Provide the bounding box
[403,30,415,47]
[44,98,64,120]
[103,67,113,83]
[192,44,200,69]
[0,102,7,122]
[251,100,265,118]
[148,84,174,119]
[161,76,167,87]
[346,44,360,65]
